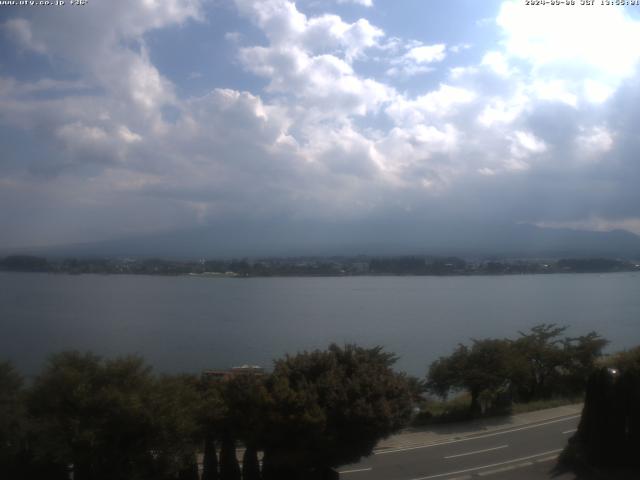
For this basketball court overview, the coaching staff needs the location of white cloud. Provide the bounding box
[118,126,142,144]
[386,84,476,126]
[503,131,547,171]
[477,93,528,128]
[449,66,478,80]
[388,43,446,77]
[2,1,203,128]
[481,51,511,77]
[583,79,614,104]
[234,0,392,119]
[531,80,577,108]
[575,126,614,158]
[235,0,382,61]
[405,44,446,64]
[512,130,547,156]
[240,46,392,116]
[497,0,640,80]
[450,43,472,54]
[375,124,460,188]
[337,0,373,7]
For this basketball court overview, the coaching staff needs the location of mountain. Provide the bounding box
[5,218,640,260]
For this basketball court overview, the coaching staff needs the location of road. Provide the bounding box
[338,413,580,480]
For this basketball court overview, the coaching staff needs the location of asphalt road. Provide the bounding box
[337,414,580,480]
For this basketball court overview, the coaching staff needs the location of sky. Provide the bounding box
[1,0,640,251]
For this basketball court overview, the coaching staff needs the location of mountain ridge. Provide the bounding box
[4,220,640,260]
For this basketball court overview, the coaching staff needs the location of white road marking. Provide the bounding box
[339,467,373,474]
[562,429,577,434]
[409,448,563,480]
[375,415,579,455]
[444,444,508,459]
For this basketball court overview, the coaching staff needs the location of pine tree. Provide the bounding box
[177,454,199,480]
[219,435,241,480]
[202,435,219,480]
[242,445,261,480]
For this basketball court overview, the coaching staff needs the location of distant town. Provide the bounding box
[1,254,639,277]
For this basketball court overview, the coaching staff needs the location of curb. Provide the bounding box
[373,404,583,454]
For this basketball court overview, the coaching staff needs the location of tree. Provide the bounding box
[27,351,204,480]
[576,362,640,467]
[427,326,609,413]
[427,339,513,415]
[149,374,204,479]
[406,375,427,404]
[27,352,157,480]
[561,332,609,394]
[0,255,49,272]
[177,455,199,480]
[220,373,270,449]
[219,434,241,480]
[217,373,270,479]
[0,361,28,477]
[199,377,227,480]
[261,344,412,478]
[201,434,219,480]
[603,346,640,372]
[242,446,261,480]
[511,324,569,400]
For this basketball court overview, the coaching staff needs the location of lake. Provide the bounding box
[1,272,639,377]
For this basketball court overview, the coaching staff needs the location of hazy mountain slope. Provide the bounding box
[8,219,640,260]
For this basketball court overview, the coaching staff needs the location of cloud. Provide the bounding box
[235,0,382,60]
[405,44,446,63]
[239,45,393,116]
[511,130,547,157]
[235,0,389,116]
[2,1,203,117]
[575,126,614,159]
[533,217,640,236]
[481,51,511,77]
[497,0,640,92]
[337,0,373,6]
[387,43,447,77]
[386,84,476,126]
[2,0,640,249]
[2,18,47,53]
[498,1,640,73]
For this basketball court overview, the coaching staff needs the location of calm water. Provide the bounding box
[1,272,639,377]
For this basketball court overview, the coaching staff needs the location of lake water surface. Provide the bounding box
[1,272,639,377]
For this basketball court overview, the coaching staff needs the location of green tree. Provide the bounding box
[216,373,270,479]
[261,344,412,478]
[27,352,204,480]
[427,339,513,415]
[242,445,261,480]
[576,362,640,467]
[511,324,570,400]
[199,377,227,480]
[201,434,219,480]
[221,373,270,445]
[603,346,640,372]
[561,332,609,394]
[177,455,199,480]
[219,434,241,480]
[0,361,28,477]
[149,374,204,479]
[27,352,156,480]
